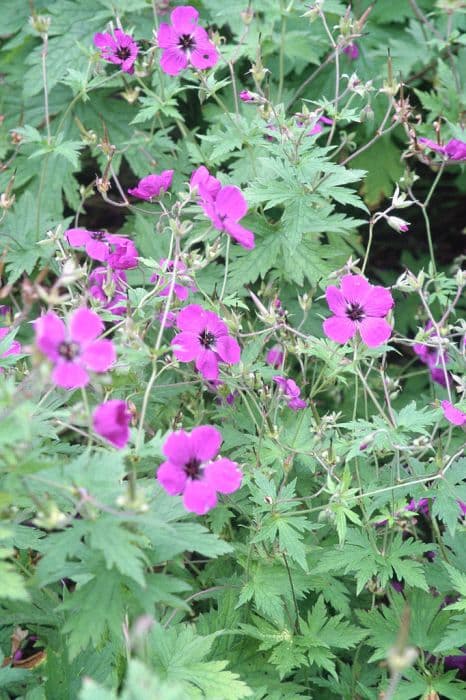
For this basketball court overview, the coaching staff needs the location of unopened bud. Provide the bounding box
[240,6,254,24]
[359,104,374,122]
[387,215,410,233]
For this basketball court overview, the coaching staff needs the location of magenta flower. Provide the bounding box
[419,136,466,162]
[94,29,138,74]
[273,376,307,411]
[266,345,284,369]
[128,170,174,200]
[240,90,254,102]
[305,115,333,136]
[171,304,241,381]
[157,425,243,514]
[89,267,127,316]
[413,322,450,388]
[203,186,254,249]
[441,400,466,427]
[150,259,196,301]
[0,327,22,372]
[34,308,116,389]
[323,274,394,348]
[343,42,359,60]
[93,400,131,448]
[157,5,219,76]
[190,165,222,201]
[66,228,138,270]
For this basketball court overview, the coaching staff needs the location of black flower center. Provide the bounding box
[199,330,215,348]
[178,33,195,52]
[91,231,107,241]
[58,341,80,360]
[184,458,202,479]
[346,303,365,322]
[116,46,131,61]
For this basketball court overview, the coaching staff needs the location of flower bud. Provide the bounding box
[387,216,410,233]
[29,14,51,36]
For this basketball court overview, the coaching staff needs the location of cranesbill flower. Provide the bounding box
[94,29,138,74]
[413,322,450,388]
[171,304,241,381]
[343,42,359,60]
[93,400,131,448]
[273,376,307,411]
[203,187,255,249]
[419,136,466,162]
[157,5,219,76]
[150,259,196,301]
[157,425,243,514]
[89,267,127,316]
[323,274,394,348]
[65,228,138,270]
[441,400,466,427]
[0,327,22,372]
[266,345,284,369]
[128,170,174,200]
[34,308,116,389]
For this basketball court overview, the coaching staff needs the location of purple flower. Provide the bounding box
[93,400,131,448]
[0,327,22,372]
[323,274,394,348]
[441,400,466,427]
[266,345,284,369]
[34,308,116,390]
[157,425,243,514]
[157,5,219,76]
[343,42,359,60]
[273,376,307,411]
[305,115,333,136]
[65,228,138,270]
[406,498,430,517]
[419,136,466,162]
[150,259,196,301]
[94,29,139,74]
[190,165,222,201]
[190,166,254,250]
[128,170,174,200]
[89,267,127,316]
[413,322,450,387]
[171,304,241,381]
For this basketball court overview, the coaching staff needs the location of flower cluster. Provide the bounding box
[157,425,243,514]
[171,304,241,381]
[323,274,394,348]
[157,5,219,76]
[191,166,255,250]
[34,308,116,389]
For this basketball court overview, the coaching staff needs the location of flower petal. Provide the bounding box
[160,47,188,75]
[157,460,187,495]
[224,221,255,249]
[323,316,356,344]
[325,285,346,316]
[176,304,206,333]
[362,285,394,317]
[441,400,466,426]
[171,5,199,33]
[163,430,192,465]
[157,23,177,48]
[52,361,89,389]
[340,274,370,304]
[204,458,242,494]
[70,308,104,344]
[183,479,217,515]
[171,331,201,362]
[34,312,66,360]
[195,348,219,380]
[216,335,241,364]
[358,317,392,348]
[190,425,222,462]
[215,186,248,222]
[85,239,109,262]
[66,228,92,247]
[80,339,116,372]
